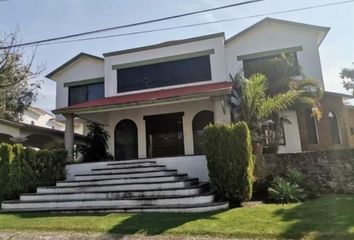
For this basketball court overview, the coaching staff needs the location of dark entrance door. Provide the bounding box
[115,119,138,160]
[145,112,184,158]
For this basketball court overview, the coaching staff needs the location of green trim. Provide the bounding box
[112,49,215,70]
[104,33,224,57]
[64,77,104,88]
[237,46,303,61]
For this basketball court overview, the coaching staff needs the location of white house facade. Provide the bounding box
[46,18,331,180]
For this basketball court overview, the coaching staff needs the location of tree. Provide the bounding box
[0,28,43,121]
[79,122,112,162]
[230,73,298,151]
[232,53,322,153]
[340,64,354,94]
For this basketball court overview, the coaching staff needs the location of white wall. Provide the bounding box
[79,98,219,158]
[226,21,325,87]
[22,108,65,131]
[104,36,228,98]
[53,56,104,112]
[278,110,302,153]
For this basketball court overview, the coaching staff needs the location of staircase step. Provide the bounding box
[3,193,215,210]
[75,169,177,181]
[1,201,229,213]
[90,165,166,174]
[37,179,198,194]
[21,183,209,201]
[57,174,187,187]
[107,160,157,167]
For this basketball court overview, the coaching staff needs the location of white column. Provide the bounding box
[213,96,231,124]
[183,114,194,155]
[64,114,75,161]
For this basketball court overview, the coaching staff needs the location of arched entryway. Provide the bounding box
[328,111,341,144]
[114,119,138,160]
[192,110,214,155]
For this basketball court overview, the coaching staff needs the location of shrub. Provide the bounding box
[0,144,67,202]
[268,169,308,203]
[204,121,254,206]
[79,122,112,162]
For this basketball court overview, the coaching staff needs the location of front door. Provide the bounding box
[145,112,184,158]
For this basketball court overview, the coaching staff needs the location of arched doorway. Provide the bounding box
[115,119,138,160]
[192,110,214,155]
[328,111,341,144]
[304,109,319,144]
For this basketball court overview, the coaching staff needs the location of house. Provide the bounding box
[0,106,85,149]
[47,18,353,180]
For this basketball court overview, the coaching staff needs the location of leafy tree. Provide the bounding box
[231,54,323,153]
[340,63,354,94]
[79,122,112,162]
[0,28,43,121]
[230,73,298,146]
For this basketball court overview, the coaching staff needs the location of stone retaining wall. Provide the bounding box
[255,149,354,193]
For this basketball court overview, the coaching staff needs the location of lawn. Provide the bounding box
[0,195,353,240]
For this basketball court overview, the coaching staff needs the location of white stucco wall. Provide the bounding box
[53,56,104,112]
[21,108,65,131]
[104,36,228,98]
[278,110,302,153]
[225,21,325,87]
[78,98,228,159]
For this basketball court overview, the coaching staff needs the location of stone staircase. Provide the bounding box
[1,159,229,212]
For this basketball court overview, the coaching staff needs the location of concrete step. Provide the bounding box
[2,193,215,210]
[90,165,167,174]
[1,201,229,213]
[57,174,188,187]
[106,160,157,167]
[37,179,199,194]
[75,169,178,181]
[21,183,209,201]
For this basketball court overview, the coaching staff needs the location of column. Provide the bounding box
[213,96,231,124]
[64,113,74,161]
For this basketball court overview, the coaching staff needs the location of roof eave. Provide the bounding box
[45,52,104,79]
[53,88,231,115]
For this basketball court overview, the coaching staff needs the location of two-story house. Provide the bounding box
[47,18,353,180]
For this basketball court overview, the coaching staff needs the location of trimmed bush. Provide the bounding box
[0,144,67,202]
[204,121,254,206]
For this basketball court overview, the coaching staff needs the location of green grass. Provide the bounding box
[0,195,353,240]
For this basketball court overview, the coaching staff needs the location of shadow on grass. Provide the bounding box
[107,211,221,236]
[274,195,354,240]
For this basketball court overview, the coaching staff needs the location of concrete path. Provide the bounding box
[0,231,258,240]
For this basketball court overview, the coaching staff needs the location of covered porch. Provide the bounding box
[54,82,232,162]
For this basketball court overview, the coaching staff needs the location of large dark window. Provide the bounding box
[69,83,104,106]
[117,55,212,93]
[243,52,300,78]
[192,110,214,155]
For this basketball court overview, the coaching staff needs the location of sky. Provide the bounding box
[1,0,354,112]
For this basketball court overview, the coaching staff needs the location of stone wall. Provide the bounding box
[255,149,354,194]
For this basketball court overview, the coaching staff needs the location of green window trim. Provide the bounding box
[237,46,303,61]
[112,49,215,70]
[63,77,104,88]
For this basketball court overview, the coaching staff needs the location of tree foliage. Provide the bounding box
[79,122,112,162]
[340,64,354,95]
[0,28,43,121]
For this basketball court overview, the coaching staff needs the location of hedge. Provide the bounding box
[0,143,67,202]
[204,121,254,206]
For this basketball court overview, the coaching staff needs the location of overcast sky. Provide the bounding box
[1,0,354,112]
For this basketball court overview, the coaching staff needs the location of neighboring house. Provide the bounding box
[0,106,85,149]
[46,18,353,178]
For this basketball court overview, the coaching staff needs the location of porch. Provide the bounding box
[53,82,233,163]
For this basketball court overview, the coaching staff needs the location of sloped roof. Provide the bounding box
[225,17,330,45]
[53,81,232,114]
[45,52,103,79]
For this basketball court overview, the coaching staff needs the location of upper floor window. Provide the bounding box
[69,82,104,106]
[243,52,300,79]
[116,55,212,93]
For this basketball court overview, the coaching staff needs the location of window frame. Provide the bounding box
[68,82,104,106]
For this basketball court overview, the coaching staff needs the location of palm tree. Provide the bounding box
[230,73,298,153]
